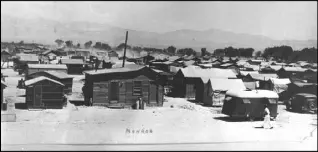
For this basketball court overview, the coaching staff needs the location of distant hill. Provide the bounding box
[1,14,317,52]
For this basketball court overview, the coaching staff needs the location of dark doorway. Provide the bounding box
[109,81,119,101]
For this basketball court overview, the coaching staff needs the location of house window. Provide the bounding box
[133,81,142,96]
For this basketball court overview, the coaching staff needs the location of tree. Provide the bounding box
[255,51,262,58]
[65,40,73,48]
[77,43,80,48]
[84,41,92,49]
[101,43,111,50]
[55,39,64,47]
[19,41,24,45]
[201,48,207,57]
[93,42,102,49]
[177,48,196,56]
[117,43,131,50]
[167,46,176,55]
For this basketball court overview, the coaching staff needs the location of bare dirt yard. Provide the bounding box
[1,68,317,150]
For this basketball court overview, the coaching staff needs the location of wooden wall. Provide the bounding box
[92,75,163,108]
[26,80,65,109]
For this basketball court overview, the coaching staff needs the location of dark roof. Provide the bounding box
[1,50,11,55]
[61,59,85,65]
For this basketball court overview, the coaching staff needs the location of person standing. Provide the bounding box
[263,104,273,129]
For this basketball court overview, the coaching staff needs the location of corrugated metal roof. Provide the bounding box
[220,63,235,67]
[248,73,278,81]
[209,78,246,91]
[226,90,279,98]
[61,59,84,65]
[180,67,237,78]
[25,76,64,86]
[84,65,145,75]
[27,64,67,69]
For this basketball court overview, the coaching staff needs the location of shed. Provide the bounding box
[277,67,307,78]
[61,59,85,75]
[173,67,237,99]
[25,64,68,77]
[202,78,246,106]
[243,73,278,90]
[222,90,279,119]
[82,66,164,108]
[26,71,73,94]
[24,76,66,109]
[1,80,7,110]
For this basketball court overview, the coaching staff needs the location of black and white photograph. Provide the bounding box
[1,1,317,151]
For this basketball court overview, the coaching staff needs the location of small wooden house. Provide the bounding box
[26,71,73,94]
[1,80,7,110]
[173,67,237,99]
[82,65,164,108]
[24,76,66,109]
[25,64,68,76]
[61,59,85,75]
[202,78,246,106]
[243,73,278,90]
[277,67,307,78]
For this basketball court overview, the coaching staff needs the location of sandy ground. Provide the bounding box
[1,68,317,150]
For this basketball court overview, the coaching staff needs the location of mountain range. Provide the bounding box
[1,14,317,52]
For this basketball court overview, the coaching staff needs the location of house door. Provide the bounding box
[149,82,158,104]
[34,86,42,107]
[109,81,119,102]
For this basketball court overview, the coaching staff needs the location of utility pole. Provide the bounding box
[122,31,129,68]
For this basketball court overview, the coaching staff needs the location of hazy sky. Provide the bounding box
[1,1,317,40]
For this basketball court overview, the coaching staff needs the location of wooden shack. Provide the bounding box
[61,59,85,75]
[24,76,66,109]
[26,71,73,94]
[25,64,68,76]
[173,66,237,100]
[1,80,7,110]
[82,65,164,108]
[202,78,246,106]
[13,54,39,74]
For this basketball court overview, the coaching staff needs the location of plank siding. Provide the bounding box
[125,80,133,104]
[142,80,149,103]
[93,82,109,104]
[119,80,126,103]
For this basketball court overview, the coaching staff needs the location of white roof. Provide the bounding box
[239,71,259,76]
[180,67,237,78]
[25,76,64,86]
[226,89,279,99]
[209,78,246,91]
[269,78,291,85]
[27,64,67,70]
